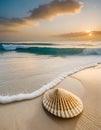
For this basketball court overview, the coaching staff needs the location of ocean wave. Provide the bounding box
[0,62,100,104]
[82,48,101,55]
[2,44,29,51]
[0,44,101,56]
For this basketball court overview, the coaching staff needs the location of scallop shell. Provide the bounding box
[43,88,83,118]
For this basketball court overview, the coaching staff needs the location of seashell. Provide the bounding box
[43,88,83,118]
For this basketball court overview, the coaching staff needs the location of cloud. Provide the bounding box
[57,32,87,37]
[0,28,19,33]
[57,31,101,37]
[93,31,101,35]
[0,17,25,26]
[54,31,101,41]
[0,0,83,31]
[28,0,83,20]
[0,17,38,27]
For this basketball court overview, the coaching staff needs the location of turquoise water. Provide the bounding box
[0,41,101,56]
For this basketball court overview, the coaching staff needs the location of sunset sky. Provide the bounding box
[0,0,101,42]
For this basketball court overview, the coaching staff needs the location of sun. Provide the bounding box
[85,30,93,36]
[86,30,92,33]
[88,33,92,36]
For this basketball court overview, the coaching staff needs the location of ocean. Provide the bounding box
[0,41,101,103]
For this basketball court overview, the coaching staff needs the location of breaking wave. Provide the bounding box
[0,44,101,56]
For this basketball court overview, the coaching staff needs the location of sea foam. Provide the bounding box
[0,61,99,104]
[2,44,29,51]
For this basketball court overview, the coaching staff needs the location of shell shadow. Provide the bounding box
[42,102,82,122]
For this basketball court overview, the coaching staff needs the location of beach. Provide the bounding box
[0,64,101,130]
[0,0,101,129]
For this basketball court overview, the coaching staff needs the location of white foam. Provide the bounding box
[82,48,101,55]
[0,61,100,104]
[2,44,29,51]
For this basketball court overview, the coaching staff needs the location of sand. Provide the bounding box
[0,65,101,130]
[72,64,101,130]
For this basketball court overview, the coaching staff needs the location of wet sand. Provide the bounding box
[0,65,101,130]
[72,64,101,130]
[1,52,101,96]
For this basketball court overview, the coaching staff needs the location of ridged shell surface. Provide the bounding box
[43,88,83,118]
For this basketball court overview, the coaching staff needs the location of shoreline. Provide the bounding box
[0,61,100,104]
[0,76,84,130]
[0,64,101,129]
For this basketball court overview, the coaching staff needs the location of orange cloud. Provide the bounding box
[55,31,101,41]
[0,17,38,27]
[28,0,83,20]
[0,29,18,33]
[0,0,83,32]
